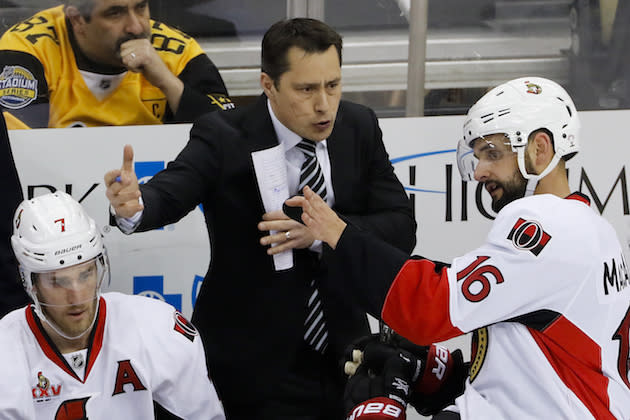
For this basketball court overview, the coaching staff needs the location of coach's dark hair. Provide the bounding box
[261,18,342,88]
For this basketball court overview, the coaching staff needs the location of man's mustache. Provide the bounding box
[116,32,151,55]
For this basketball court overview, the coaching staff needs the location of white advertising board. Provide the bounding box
[9,110,630,324]
[381,110,630,264]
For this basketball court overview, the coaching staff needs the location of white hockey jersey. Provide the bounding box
[0,292,225,420]
[382,193,630,419]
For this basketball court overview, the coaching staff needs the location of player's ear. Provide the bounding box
[260,73,276,99]
[531,131,553,167]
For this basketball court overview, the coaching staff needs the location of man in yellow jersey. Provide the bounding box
[0,0,233,129]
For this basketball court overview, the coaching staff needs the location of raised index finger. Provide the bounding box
[122,144,134,172]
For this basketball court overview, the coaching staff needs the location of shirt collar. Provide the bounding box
[266,99,328,151]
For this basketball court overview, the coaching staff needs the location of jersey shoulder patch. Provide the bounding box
[173,311,198,342]
[506,217,552,256]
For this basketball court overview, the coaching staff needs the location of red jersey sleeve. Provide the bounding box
[382,259,464,345]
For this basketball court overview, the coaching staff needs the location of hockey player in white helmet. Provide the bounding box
[287,77,630,419]
[456,76,580,209]
[0,192,225,419]
[11,191,109,347]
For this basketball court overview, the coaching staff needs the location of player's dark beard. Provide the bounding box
[490,171,527,212]
[490,152,536,212]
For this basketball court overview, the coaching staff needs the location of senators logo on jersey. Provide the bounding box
[32,371,62,401]
[174,310,198,342]
[507,218,551,256]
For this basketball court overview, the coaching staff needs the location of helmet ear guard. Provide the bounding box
[457,77,580,193]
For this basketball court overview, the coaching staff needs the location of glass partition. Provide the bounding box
[0,0,628,121]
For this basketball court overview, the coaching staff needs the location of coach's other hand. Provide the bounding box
[285,186,347,249]
[104,144,143,218]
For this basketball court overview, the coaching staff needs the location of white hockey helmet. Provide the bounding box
[11,192,109,337]
[457,77,580,194]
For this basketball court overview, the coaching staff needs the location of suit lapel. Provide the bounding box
[327,103,355,208]
[242,94,280,152]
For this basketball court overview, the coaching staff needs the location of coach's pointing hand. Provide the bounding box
[105,144,143,218]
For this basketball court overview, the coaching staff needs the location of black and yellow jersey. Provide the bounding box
[0,6,233,129]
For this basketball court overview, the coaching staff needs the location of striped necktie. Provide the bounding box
[297,138,327,200]
[297,138,328,353]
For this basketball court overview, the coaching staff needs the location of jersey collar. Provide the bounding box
[565,192,590,205]
[26,297,107,383]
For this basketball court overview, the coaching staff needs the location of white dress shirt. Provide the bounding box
[267,99,335,253]
[266,99,335,205]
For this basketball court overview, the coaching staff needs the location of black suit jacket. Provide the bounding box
[136,94,416,405]
[0,110,28,318]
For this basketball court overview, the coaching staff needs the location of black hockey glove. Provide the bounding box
[343,340,418,419]
[343,333,469,418]
[408,345,468,416]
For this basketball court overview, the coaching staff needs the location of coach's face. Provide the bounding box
[262,45,342,142]
[67,0,151,67]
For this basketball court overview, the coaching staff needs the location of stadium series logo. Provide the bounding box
[0,65,38,109]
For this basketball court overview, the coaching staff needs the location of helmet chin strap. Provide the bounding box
[27,254,109,343]
[516,147,561,197]
[32,291,101,342]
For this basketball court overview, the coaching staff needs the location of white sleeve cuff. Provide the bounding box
[309,239,323,254]
[110,196,144,234]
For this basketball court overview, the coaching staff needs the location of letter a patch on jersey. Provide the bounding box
[507,218,551,256]
[112,360,147,396]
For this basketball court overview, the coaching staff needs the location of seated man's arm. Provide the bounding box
[121,23,233,123]
[0,49,50,128]
[170,52,233,122]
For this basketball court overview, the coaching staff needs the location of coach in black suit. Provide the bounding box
[105,18,415,420]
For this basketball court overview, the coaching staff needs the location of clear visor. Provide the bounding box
[456,135,514,181]
[456,138,478,181]
[32,255,107,308]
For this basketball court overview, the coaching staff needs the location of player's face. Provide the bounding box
[263,46,342,142]
[34,260,99,338]
[473,134,529,212]
[73,0,151,67]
